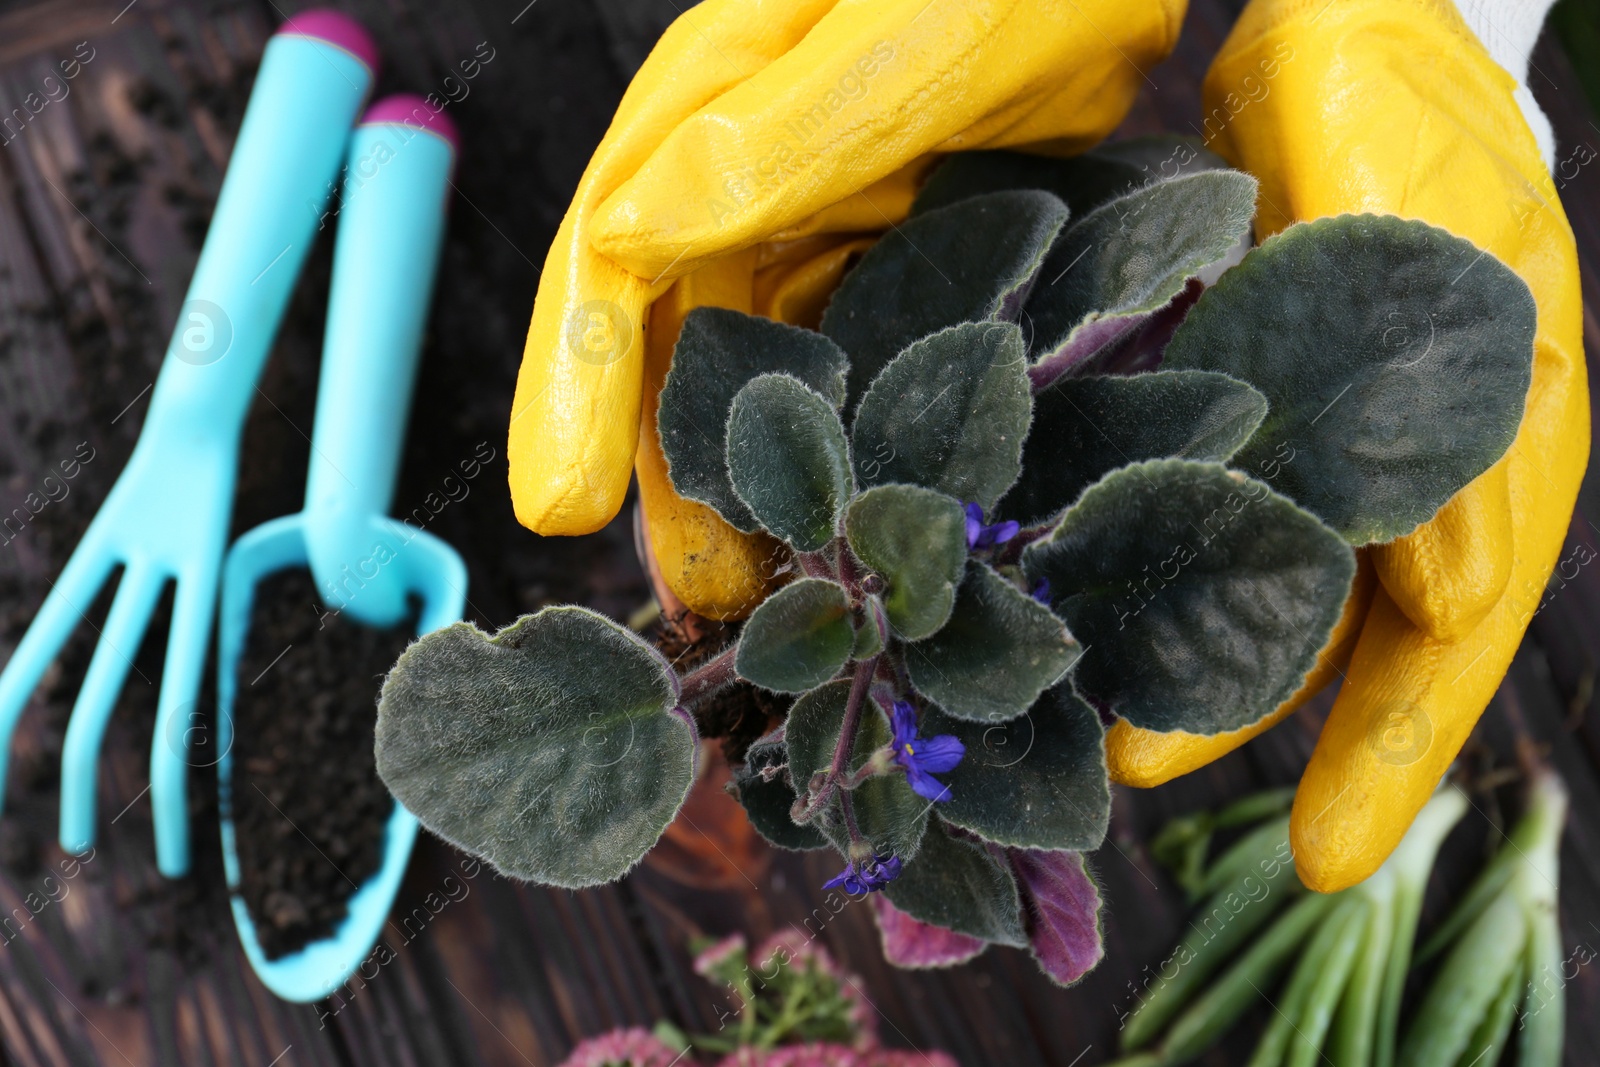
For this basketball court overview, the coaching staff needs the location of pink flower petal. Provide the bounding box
[871,896,986,969]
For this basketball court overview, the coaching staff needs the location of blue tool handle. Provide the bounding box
[305,98,457,625]
[141,15,377,440]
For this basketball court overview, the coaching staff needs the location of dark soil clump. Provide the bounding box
[652,610,788,766]
[232,568,414,959]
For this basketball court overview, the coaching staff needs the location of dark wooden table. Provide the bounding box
[0,2,1597,1064]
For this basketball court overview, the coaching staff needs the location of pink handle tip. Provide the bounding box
[361,94,460,153]
[277,9,379,74]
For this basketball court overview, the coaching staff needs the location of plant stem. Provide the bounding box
[1374,785,1469,1067]
[830,656,876,783]
[792,655,879,825]
[763,973,818,1049]
[733,964,759,1047]
[840,762,879,789]
[839,789,865,848]
[797,550,835,580]
[838,544,861,591]
[679,646,738,705]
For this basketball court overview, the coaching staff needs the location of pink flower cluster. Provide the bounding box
[743,930,876,1048]
[559,1027,685,1067]
[558,1030,957,1067]
[716,1045,959,1067]
[559,928,959,1067]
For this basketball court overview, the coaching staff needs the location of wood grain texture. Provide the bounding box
[0,1,1594,1064]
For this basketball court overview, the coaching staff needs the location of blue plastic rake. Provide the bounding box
[0,10,379,879]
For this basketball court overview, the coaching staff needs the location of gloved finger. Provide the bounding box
[1105,552,1376,788]
[510,0,840,536]
[1203,0,1546,629]
[1204,0,1594,891]
[1371,462,1513,642]
[635,247,785,619]
[1294,317,1588,892]
[764,159,934,246]
[590,0,1185,280]
[510,218,659,536]
[755,236,877,328]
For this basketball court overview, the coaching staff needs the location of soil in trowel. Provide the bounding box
[232,569,415,959]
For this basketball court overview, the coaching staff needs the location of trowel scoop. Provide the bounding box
[215,95,465,1002]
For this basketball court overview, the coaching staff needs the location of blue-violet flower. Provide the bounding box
[890,700,965,802]
[823,854,904,895]
[964,502,1019,550]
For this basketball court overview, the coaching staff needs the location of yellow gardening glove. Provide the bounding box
[508,0,1185,618]
[1104,0,1588,892]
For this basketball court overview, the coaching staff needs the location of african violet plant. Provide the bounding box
[374,137,1536,986]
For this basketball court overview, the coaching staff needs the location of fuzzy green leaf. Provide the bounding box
[844,485,968,640]
[726,374,852,551]
[926,686,1109,851]
[375,607,692,888]
[851,322,1032,509]
[1024,171,1258,382]
[821,191,1067,402]
[786,681,929,861]
[659,307,849,532]
[1164,214,1536,544]
[1001,371,1268,526]
[904,562,1079,723]
[883,820,1027,947]
[730,730,828,851]
[1022,460,1355,735]
[913,136,1228,217]
[735,578,854,693]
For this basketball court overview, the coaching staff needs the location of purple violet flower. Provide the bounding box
[964,502,1019,550]
[890,701,965,802]
[822,854,903,895]
[1030,577,1052,605]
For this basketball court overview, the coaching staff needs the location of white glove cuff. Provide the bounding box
[1452,0,1558,170]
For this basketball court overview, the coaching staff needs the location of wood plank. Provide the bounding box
[0,1,1595,1065]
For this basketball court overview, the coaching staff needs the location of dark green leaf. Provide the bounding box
[852,323,1031,509]
[844,485,967,640]
[1000,371,1268,526]
[883,820,1027,946]
[821,191,1067,402]
[904,562,1079,723]
[659,307,849,532]
[926,686,1109,851]
[1025,171,1258,383]
[786,681,929,861]
[913,136,1228,217]
[1022,460,1355,735]
[730,730,828,851]
[726,374,852,551]
[375,607,692,888]
[735,578,854,693]
[1163,213,1537,543]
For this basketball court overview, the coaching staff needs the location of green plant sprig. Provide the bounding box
[1113,767,1569,1067]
